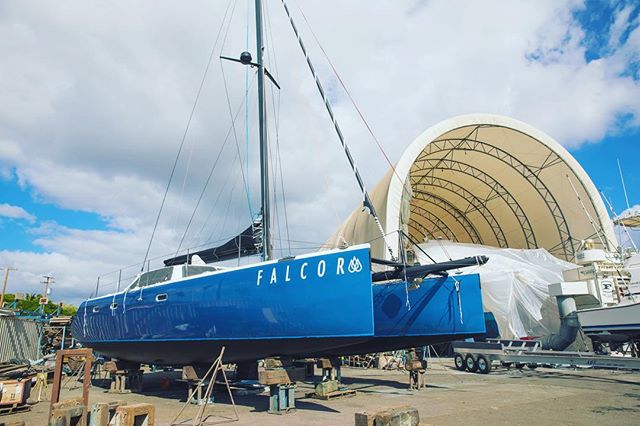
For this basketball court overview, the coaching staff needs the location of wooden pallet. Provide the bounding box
[0,403,31,416]
[306,389,357,400]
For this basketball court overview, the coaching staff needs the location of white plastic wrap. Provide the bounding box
[415,241,577,339]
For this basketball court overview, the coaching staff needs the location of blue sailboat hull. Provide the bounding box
[73,246,486,364]
[325,273,486,355]
[72,246,375,364]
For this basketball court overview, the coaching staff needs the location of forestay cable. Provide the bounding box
[281,0,395,260]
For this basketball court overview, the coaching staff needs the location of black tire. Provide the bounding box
[477,355,492,374]
[500,361,513,368]
[454,353,466,371]
[465,354,478,373]
[515,362,525,369]
[527,363,538,370]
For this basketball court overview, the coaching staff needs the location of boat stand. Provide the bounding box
[317,357,342,382]
[49,348,92,422]
[259,359,300,414]
[171,346,239,425]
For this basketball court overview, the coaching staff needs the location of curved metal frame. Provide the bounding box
[409,204,459,242]
[410,158,538,251]
[418,136,575,258]
[412,175,508,248]
[411,191,483,245]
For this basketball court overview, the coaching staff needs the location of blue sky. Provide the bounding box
[0,174,108,252]
[0,0,639,302]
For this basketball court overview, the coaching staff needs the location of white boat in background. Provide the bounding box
[578,299,640,343]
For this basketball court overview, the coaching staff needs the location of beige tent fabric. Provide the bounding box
[327,114,617,261]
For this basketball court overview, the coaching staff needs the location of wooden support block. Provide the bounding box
[316,358,332,369]
[89,401,124,426]
[49,405,85,426]
[181,365,199,381]
[355,411,375,426]
[369,405,420,426]
[113,403,155,426]
[258,367,304,385]
[103,361,118,374]
[314,380,338,397]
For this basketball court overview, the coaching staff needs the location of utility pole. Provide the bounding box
[40,275,54,314]
[1,267,17,307]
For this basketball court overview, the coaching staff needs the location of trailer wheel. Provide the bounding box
[465,354,478,372]
[527,363,538,370]
[500,361,513,368]
[477,355,492,374]
[454,353,466,371]
[515,362,525,369]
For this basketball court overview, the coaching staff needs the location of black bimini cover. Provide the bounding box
[164,224,259,266]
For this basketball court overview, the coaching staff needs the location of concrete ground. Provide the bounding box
[5,359,640,425]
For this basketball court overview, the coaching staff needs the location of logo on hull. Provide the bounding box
[256,255,365,286]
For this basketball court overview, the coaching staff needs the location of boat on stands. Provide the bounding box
[72,0,487,365]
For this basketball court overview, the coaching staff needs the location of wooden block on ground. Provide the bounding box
[114,403,155,426]
[355,411,375,426]
[314,380,339,397]
[89,401,124,426]
[373,405,419,426]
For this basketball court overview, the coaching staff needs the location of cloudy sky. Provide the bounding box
[0,0,639,304]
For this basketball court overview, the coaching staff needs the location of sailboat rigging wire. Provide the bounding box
[618,158,631,210]
[294,3,413,204]
[264,3,291,256]
[402,230,437,264]
[566,174,609,250]
[245,0,253,215]
[281,0,395,260]
[221,60,255,221]
[173,81,253,259]
[140,0,236,272]
[600,189,638,251]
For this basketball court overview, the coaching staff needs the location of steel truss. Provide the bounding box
[412,175,508,248]
[408,133,576,258]
[411,191,483,245]
[409,204,460,243]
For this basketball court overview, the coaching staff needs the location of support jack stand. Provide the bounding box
[170,346,238,425]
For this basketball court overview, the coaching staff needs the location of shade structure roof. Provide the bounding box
[328,114,617,261]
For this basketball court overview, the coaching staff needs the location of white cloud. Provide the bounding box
[0,203,36,223]
[0,0,639,303]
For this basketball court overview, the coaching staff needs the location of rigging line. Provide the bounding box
[600,189,637,251]
[211,172,241,243]
[294,3,414,213]
[220,59,255,220]
[402,230,437,264]
[192,148,240,241]
[566,174,609,249]
[173,83,251,259]
[140,0,236,272]
[263,2,290,255]
[281,0,395,260]
[244,0,252,214]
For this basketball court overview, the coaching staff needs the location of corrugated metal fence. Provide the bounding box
[0,315,41,362]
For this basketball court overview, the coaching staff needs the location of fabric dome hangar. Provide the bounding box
[328,113,617,261]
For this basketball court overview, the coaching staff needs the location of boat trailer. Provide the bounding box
[452,339,640,374]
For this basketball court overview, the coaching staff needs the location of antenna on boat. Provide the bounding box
[617,158,631,211]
